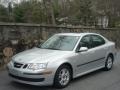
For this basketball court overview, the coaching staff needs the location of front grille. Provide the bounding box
[14,62,23,68]
[23,64,28,69]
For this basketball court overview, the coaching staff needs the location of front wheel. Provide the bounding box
[54,65,71,88]
[104,55,113,71]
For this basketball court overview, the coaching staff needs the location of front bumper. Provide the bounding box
[7,66,55,86]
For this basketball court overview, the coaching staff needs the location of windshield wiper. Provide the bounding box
[45,48,60,50]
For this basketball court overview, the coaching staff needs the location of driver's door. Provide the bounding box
[73,35,96,76]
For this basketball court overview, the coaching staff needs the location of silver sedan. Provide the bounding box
[7,33,116,88]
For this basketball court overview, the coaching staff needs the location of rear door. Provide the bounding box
[90,35,107,67]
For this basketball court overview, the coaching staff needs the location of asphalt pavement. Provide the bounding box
[0,51,120,90]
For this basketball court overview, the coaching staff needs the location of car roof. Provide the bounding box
[56,33,100,37]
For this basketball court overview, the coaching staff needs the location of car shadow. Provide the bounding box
[11,81,55,90]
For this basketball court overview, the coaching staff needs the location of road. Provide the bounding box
[0,51,120,90]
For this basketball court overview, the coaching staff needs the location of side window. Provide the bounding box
[91,35,105,47]
[80,35,92,49]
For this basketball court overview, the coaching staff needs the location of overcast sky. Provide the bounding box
[0,0,21,6]
[0,0,43,6]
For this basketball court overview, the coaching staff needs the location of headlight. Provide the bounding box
[27,63,48,70]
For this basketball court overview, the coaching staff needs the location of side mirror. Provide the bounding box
[79,47,88,52]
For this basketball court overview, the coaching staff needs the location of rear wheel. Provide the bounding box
[54,65,72,88]
[104,55,113,71]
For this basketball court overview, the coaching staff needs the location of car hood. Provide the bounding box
[12,48,72,63]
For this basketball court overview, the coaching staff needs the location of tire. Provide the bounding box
[54,65,72,88]
[104,55,113,71]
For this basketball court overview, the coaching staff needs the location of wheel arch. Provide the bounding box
[61,63,73,78]
[54,62,73,79]
[107,53,114,61]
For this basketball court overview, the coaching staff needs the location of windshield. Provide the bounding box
[39,35,80,51]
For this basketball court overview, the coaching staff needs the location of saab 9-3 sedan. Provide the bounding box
[7,33,116,88]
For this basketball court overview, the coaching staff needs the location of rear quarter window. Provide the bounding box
[91,35,105,48]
